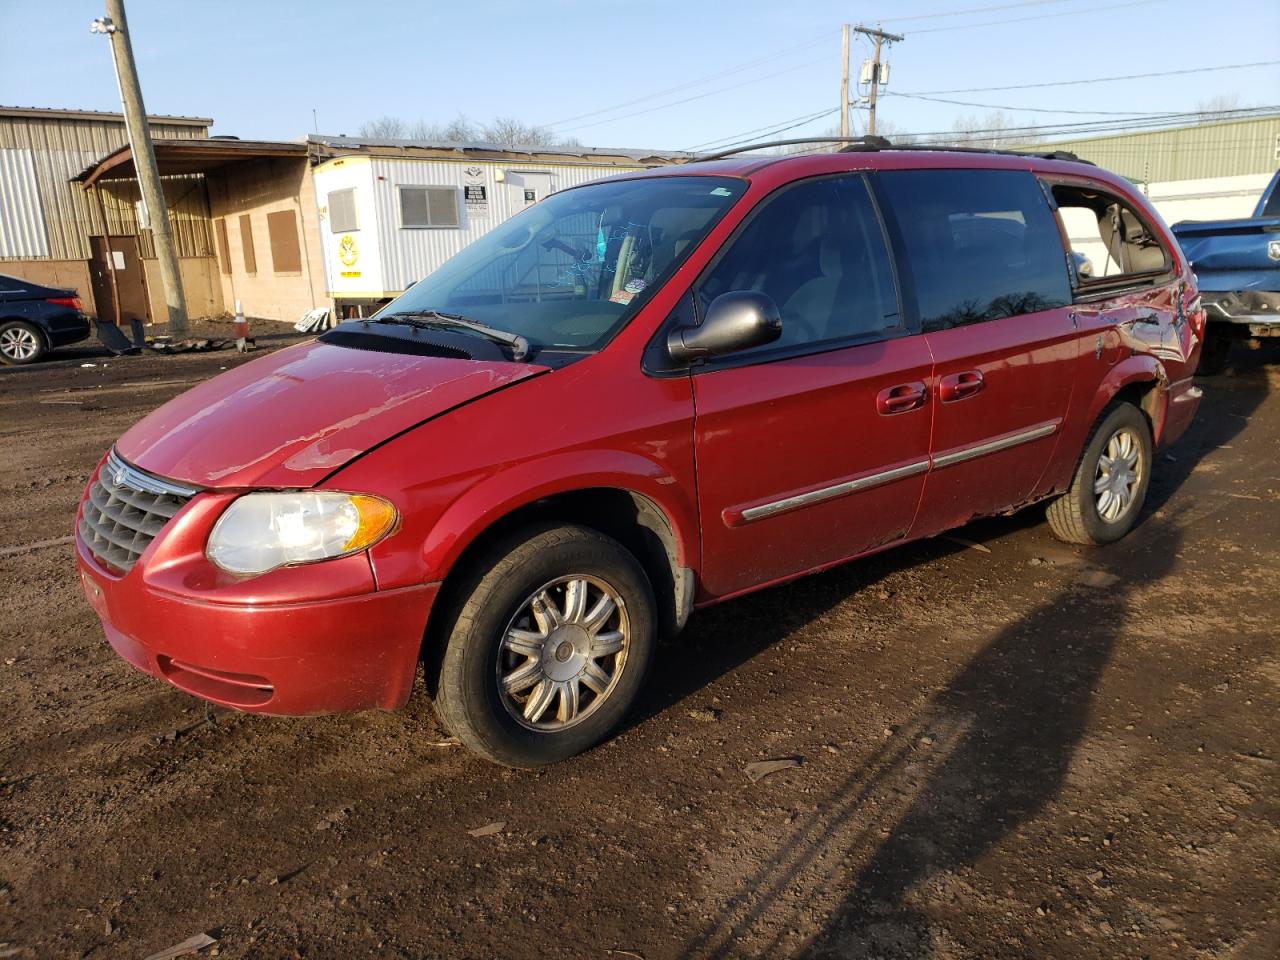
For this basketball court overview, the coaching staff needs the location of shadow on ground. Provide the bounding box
[672,346,1273,959]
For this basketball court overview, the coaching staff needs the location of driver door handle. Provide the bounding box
[938,370,985,403]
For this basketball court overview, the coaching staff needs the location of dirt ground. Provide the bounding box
[1,332,1277,960]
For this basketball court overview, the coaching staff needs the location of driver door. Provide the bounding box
[690,174,934,599]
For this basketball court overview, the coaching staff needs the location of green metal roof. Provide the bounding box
[1014,115,1280,182]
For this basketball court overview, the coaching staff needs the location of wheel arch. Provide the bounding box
[0,317,49,358]
[1085,356,1166,441]
[441,486,691,632]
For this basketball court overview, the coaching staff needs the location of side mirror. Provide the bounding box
[667,291,782,364]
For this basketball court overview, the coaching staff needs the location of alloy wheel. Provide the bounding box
[1094,426,1143,523]
[497,574,629,731]
[0,326,40,362]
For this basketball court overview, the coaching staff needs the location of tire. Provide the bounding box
[1196,332,1230,376]
[1046,402,1153,546]
[0,320,46,365]
[432,523,657,768]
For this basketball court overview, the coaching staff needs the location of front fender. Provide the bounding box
[416,449,699,584]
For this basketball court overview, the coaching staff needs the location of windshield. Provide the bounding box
[377,175,747,353]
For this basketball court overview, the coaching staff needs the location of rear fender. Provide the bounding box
[1044,356,1166,491]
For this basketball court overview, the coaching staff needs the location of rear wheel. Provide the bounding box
[1046,402,1153,545]
[432,523,656,767]
[0,321,45,365]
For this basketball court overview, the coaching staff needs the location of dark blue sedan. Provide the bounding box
[0,273,92,365]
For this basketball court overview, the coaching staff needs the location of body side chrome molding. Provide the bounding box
[731,459,930,525]
[729,419,1061,527]
[930,420,1060,470]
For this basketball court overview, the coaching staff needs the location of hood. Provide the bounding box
[115,339,544,488]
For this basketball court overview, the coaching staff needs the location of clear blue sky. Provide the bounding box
[2,0,1277,151]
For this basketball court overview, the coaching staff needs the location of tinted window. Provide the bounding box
[698,175,900,351]
[878,170,1070,331]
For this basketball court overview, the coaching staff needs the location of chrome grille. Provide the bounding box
[79,449,199,574]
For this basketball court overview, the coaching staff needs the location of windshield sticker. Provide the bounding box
[710,186,733,196]
[609,290,635,305]
[624,278,647,294]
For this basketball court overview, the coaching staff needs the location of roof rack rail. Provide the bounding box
[696,136,1092,165]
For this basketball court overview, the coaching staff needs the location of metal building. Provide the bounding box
[0,106,220,323]
[1030,114,1280,183]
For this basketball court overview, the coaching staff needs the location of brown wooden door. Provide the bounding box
[108,235,150,325]
[88,236,117,325]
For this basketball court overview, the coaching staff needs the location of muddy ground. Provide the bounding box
[1,333,1277,960]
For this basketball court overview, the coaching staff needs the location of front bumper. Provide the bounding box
[76,539,437,715]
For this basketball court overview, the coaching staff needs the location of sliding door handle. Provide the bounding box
[938,370,985,403]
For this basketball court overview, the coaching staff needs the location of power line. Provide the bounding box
[897,106,1280,141]
[879,0,1076,22]
[542,31,835,129]
[547,57,829,133]
[687,107,839,152]
[886,91,1162,115]
[909,0,1167,33]
[907,60,1280,95]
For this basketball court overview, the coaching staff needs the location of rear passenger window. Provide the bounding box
[697,174,901,353]
[877,169,1071,331]
[1050,184,1170,283]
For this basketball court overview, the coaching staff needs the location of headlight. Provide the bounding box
[207,491,398,575]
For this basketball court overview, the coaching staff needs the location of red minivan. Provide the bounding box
[76,145,1204,766]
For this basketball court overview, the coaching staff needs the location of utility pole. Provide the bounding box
[839,25,850,139]
[853,24,903,137]
[94,0,188,335]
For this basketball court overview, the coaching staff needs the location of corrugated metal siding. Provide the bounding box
[0,115,209,260]
[368,157,645,292]
[0,149,49,257]
[1022,116,1280,183]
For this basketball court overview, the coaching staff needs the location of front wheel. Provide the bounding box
[1046,402,1153,545]
[432,523,656,767]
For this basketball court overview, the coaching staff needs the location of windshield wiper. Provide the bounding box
[371,310,531,361]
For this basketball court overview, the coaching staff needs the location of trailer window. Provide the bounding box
[399,186,460,228]
[328,189,358,233]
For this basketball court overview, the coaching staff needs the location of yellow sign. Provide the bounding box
[338,235,359,267]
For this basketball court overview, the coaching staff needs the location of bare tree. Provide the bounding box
[359,114,573,148]
[481,116,560,148]
[1195,93,1247,121]
[357,115,409,139]
[936,111,1041,149]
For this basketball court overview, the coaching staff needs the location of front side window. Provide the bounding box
[878,169,1071,331]
[697,174,901,353]
[379,176,747,352]
[400,186,460,228]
